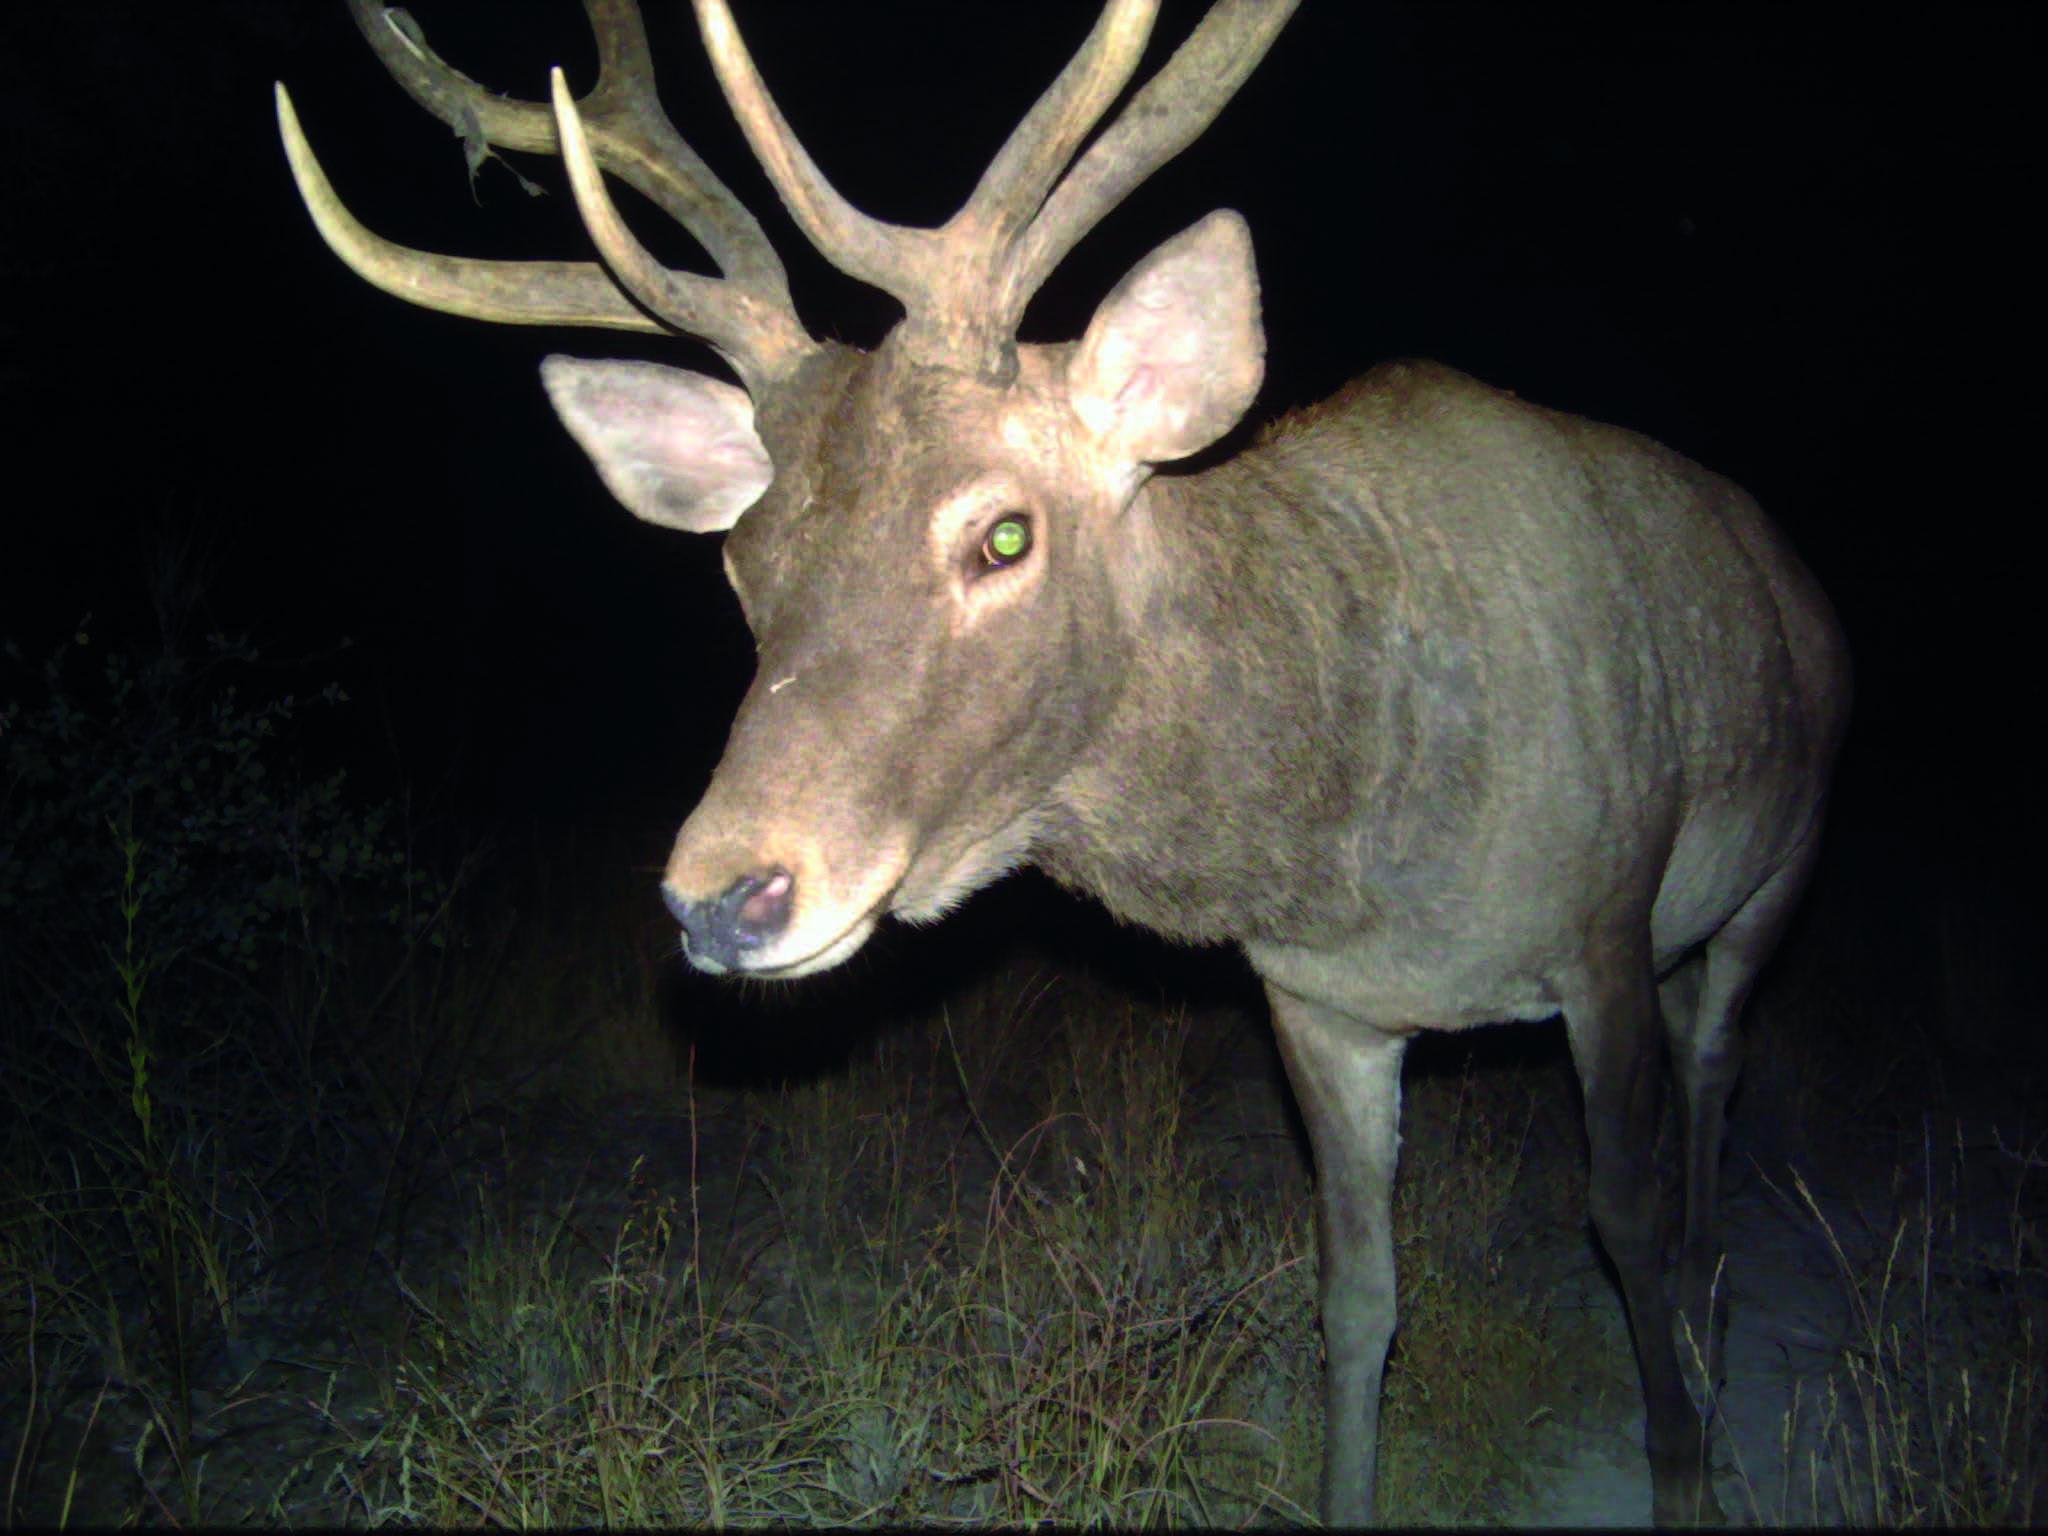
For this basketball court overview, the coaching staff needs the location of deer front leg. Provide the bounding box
[1266,985,1408,1525]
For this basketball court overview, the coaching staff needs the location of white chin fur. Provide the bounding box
[738,912,879,979]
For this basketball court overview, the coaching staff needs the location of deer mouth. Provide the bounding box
[672,887,889,979]
[666,808,1036,978]
[722,903,885,979]
[664,831,912,980]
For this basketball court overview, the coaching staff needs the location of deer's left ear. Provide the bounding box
[1066,209,1265,468]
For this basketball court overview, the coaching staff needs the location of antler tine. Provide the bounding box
[694,0,1295,374]
[691,0,1168,373]
[277,82,665,334]
[574,0,789,300]
[1001,0,1303,329]
[955,0,1159,254]
[549,69,807,388]
[347,0,791,306]
[690,0,943,323]
[286,0,814,381]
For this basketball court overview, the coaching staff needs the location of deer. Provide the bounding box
[277,0,1850,1522]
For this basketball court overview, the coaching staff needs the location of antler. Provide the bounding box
[282,1,1299,388]
[1001,0,1303,331]
[694,0,1301,377]
[277,0,813,391]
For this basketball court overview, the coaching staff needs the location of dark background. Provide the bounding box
[4,3,2040,1057]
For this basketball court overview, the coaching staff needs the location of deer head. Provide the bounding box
[278,0,1298,975]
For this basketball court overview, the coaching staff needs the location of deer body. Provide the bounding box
[281,1,1849,1521]
[1040,360,1842,978]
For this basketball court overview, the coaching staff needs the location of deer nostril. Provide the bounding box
[733,868,793,938]
[662,868,795,972]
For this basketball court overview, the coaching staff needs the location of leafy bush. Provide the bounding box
[1,617,457,1523]
[1,623,438,1028]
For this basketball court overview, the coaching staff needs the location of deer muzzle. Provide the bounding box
[660,813,913,979]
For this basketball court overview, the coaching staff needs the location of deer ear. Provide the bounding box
[1066,210,1265,467]
[540,357,773,533]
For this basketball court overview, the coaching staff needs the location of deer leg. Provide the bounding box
[1266,985,1408,1527]
[1665,829,1828,1407]
[1564,941,1724,1526]
[1655,951,1728,1399]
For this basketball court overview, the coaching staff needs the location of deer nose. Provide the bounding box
[662,867,794,972]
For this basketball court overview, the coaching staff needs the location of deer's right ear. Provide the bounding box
[541,357,774,533]
[1066,209,1264,470]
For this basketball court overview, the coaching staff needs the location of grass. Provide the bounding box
[273,969,1619,1527]
[308,1001,1319,1525]
[1742,1127,2046,1526]
[1377,1054,1613,1521]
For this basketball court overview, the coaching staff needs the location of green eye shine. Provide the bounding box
[983,515,1032,567]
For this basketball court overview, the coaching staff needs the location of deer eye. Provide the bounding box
[979,514,1033,570]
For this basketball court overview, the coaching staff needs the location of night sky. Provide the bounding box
[4,3,2041,1019]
